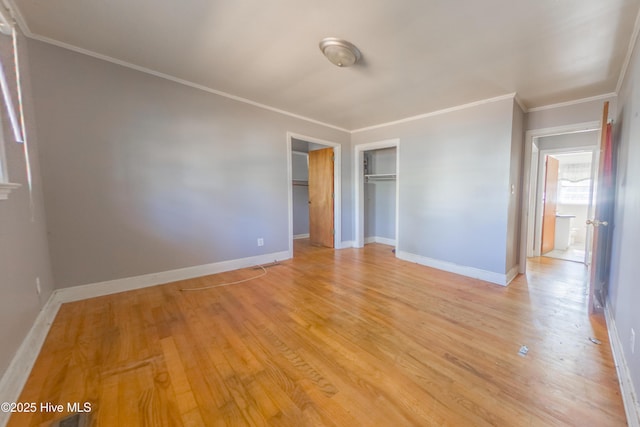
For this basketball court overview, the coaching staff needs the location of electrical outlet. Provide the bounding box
[631,328,636,354]
[257,238,264,247]
[36,277,41,295]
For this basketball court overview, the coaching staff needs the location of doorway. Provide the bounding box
[520,124,600,272]
[538,151,596,263]
[354,139,400,249]
[287,133,342,257]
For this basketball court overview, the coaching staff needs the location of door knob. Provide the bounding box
[586,219,609,227]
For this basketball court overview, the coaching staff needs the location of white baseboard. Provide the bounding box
[56,250,290,303]
[0,249,291,427]
[0,293,63,427]
[506,265,520,286]
[339,241,355,249]
[605,301,640,427]
[293,234,309,239]
[396,250,510,286]
[364,236,396,246]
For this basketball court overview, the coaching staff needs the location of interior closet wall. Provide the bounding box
[364,147,396,245]
[292,150,309,237]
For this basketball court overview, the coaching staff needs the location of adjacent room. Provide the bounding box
[1,1,640,426]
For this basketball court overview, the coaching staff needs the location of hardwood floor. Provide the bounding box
[9,241,626,426]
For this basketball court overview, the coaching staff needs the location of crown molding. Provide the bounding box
[6,0,639,133]
[526,92,617,113]
[616,5,640,94]
[351,93,518,134]
[33,33,351,133]
[10,9,351,135]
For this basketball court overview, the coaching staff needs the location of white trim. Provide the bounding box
[514,95,528,113]
[339,240,355,249]
[605,302,640,427]
[3,1,31,38]
[0,181,20,199]
[56,250,290,303]
[396,250,511,286]
[26,34,350,134]
[527,93,617,113]
[526,143,540,258]
[617,6,640,94]
[287,133,342,256]
[364,236,396,246]
[354,139,400,249]
[505,265,520,286]
[0,293,62,427]
[293,233,309,239]
[351,93,516,134]
[519,121,600,274]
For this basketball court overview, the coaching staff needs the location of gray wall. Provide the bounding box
[364,147,396,241]
[526,95,617,130]
[27,39,350,288]
[609,28,640,404]
[353,98,515,274]
[0,33,54,378]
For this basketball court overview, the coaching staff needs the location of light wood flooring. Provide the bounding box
[9,241,626,426]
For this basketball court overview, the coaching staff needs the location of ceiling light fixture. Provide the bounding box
[319,37,361,67]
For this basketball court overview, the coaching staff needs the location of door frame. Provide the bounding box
[354,139,400,249]
[286,132,342,257]
[540,155,560,255]
[519,121,600,273]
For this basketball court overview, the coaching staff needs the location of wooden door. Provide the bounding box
[541,156,559,254]
[308,147,334,248]
[588,101,614,313]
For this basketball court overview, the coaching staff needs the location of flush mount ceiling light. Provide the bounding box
[319,37,361,67]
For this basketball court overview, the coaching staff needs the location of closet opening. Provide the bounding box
[354,139,399,250]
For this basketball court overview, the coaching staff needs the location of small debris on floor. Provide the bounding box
[589,337,602,345]
[518,345,529,356]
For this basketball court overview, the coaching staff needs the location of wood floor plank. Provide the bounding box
[8,240,627,426]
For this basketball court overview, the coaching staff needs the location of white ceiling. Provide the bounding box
[9,0,640,130]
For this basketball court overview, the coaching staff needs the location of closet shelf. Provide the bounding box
[365,173,396,182]
[292,180,309,187]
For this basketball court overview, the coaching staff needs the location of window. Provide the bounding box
[557,161,592,205]
[0,120,21,200]
[0,10,24,200]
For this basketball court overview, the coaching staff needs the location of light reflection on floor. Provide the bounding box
[544,243,586,263]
